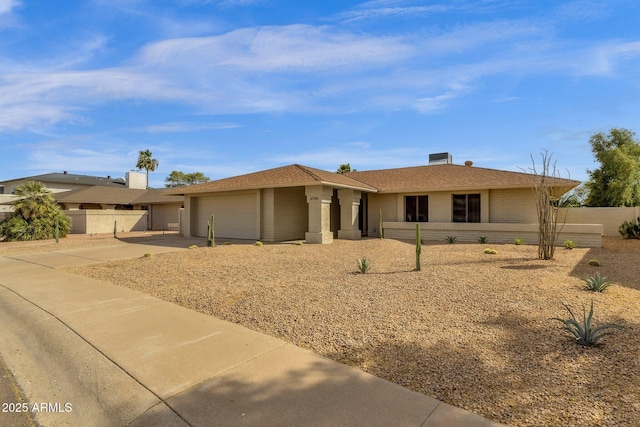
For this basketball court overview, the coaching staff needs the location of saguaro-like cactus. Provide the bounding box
[379,209,384,239]
[113,220,117,238]
[415,223,422,271]
[207,214,215,247]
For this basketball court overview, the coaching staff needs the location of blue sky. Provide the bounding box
[1,0,639,188]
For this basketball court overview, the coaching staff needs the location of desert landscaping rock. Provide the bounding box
[57,236,640,427]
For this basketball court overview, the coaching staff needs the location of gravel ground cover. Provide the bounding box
[38,237,640,426]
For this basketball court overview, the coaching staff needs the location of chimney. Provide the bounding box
[464,160,473,167]
[126,171,148,189]
[428,152,453,165]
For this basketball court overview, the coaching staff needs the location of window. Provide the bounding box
[452,194,480,223]
[405,195,428,222]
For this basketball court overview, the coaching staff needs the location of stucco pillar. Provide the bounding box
[305,185,333,244]
[182,195,192,237]
[337,189,361,240]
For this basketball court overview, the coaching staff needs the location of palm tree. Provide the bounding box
[0,181,71,241]
[136,149,159,188]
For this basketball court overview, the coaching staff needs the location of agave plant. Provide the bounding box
[582,272,613,292]
[553,301,623,347]
[446,236,457,244]
[477,236,488,244]
[356,258,372,274]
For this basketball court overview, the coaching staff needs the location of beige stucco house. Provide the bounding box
[0,171,184,234]
[167,155,604,247]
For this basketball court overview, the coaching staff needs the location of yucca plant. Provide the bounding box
[552,301,623,347]
[356,258,372,274]
[446,236,457,244]
[477,236,488,244]
[582,272,613,292]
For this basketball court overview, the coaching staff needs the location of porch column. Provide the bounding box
[305,185,333,244]
[337,189,361,240]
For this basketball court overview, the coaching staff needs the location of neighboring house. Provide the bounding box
[0,171,184,234]
[167,153,604,247]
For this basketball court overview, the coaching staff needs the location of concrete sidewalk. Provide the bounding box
[0,240,503,426]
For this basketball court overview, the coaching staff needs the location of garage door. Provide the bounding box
[196,193,258,239]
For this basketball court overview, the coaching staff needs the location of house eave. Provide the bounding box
[167,181,377,196]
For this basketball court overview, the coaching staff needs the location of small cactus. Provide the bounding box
[415,224,422,271]
[587,259,601,267]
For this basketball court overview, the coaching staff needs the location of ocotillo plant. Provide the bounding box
[379,209,384,239]
[415,223,421,271]
[207,214,215,247]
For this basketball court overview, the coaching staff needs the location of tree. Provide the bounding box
[164,171,211,188]
[337,163,356,174]
[0,181,71,241]
[584,128,640,207]
[529,150,563,260]
[136,149,159,188]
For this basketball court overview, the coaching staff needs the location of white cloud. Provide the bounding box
[137,25,414,73]
[137,122,242,133]
[27,147,137,175]
[335,5,449,23]
[2,12,640,132]
[0,0,19,14]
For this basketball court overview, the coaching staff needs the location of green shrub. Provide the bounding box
[356,258,372,274]
[514,238,525,245]
[587,259,601,267]
[188,245,198,249]
[563,239,576,249]
[224,241,232,245]
[484,248,497,254]
[0,181,71,241]
[254,241,263,246]
[478,236,489,244]
[143,252,152,258]
[618,217,640,239]
[446,236,457,244]
[582,272,613,292]
[552,301,623,347]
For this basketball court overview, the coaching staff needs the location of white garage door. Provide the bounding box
[196,193,258,239]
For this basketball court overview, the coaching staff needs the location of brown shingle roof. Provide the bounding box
[55,186,184,205]
[167,164,378,195]
[346,164,580,193]
[165,163,580,196]
[54,186,147,204]
[131,189,184,205]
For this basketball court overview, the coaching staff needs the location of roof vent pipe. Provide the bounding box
[464,160,473,167]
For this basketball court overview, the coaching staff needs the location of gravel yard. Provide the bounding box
[46,236,640,426]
